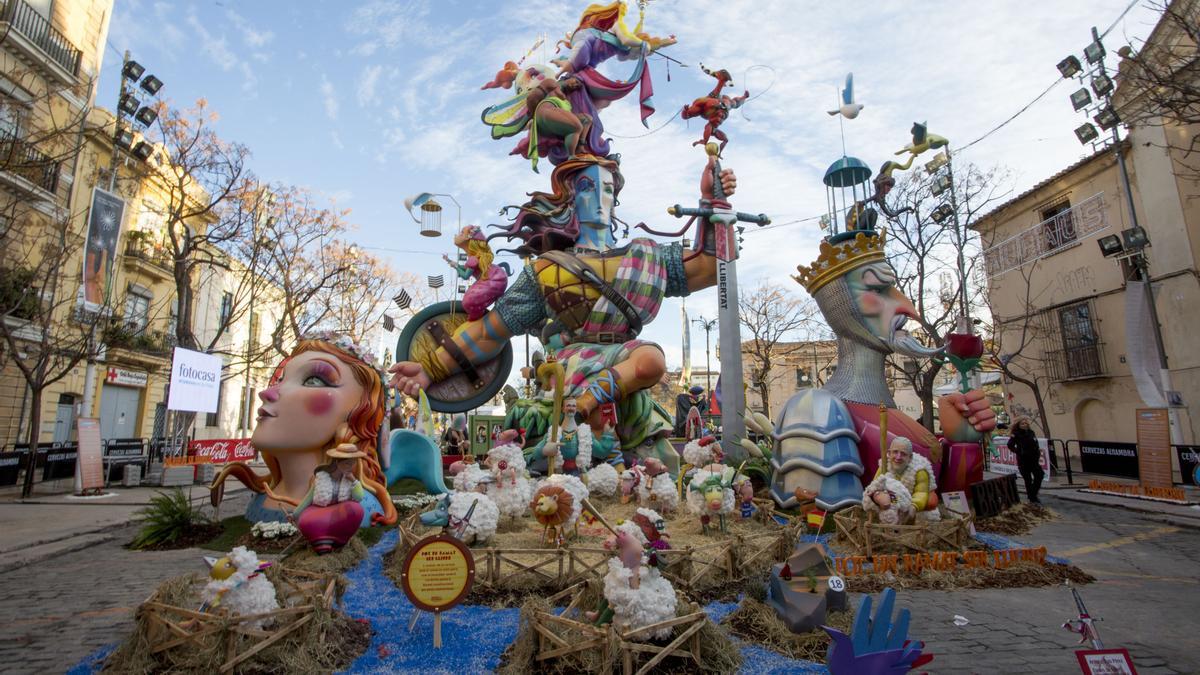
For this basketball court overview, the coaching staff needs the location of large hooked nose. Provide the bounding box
[888,287,919,320]
[259,385,279,403]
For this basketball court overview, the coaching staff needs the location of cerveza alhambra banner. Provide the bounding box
[166,347,223,413]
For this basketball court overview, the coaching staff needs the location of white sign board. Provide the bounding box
[105,367,147,387]
[167,347,222,413]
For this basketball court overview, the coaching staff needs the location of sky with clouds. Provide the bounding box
[101,0,1161,374]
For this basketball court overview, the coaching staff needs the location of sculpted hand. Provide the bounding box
[719,168,737,197]
[388,362,431,398]
[542,442,560,458]
[938,389,996,443]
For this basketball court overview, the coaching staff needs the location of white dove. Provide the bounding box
[827,72,864,119]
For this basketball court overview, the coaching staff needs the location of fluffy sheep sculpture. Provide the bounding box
[486,439,533,520]
[584,462,619,498]
[592,531,678,639]
[201,547,279,629]
[686,466,738,534]
[530,473,589,546]
[681,436,726,472]
[419,491,500,544]
[635,458,679,515]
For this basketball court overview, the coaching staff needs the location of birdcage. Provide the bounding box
[823,156,877,242]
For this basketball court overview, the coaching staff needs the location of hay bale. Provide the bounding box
[722,597,852,663]
[101,568,367,674]
[844,561,1095,593]
[975,503,1054,536]
[283,536,368,575]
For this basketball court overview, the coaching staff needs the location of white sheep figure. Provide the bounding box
[486,442,533,519]
[585,463,619,498]
[686,467,738,534]
[862,473,915,526]
[201,546,279,629]
[634,458,679,515]
[448,491,500,545]
[681,436,725,471]
[601,557,677,639]
[452,463,490,493]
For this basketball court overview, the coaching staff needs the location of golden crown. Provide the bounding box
[792,229,887,293]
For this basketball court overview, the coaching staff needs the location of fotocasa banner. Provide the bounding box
[166,347,223,413]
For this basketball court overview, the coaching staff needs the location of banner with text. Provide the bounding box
[167,347,223,413]
[989,436,1051,475]
[1078,440,1140,479]
[82,187,125,308]
[189,438,256,464]
[1176,445,1199,486]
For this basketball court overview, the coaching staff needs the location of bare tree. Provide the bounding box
[309,245,399,347]
[738,282,822,417]
[0,67,104,496]
[134,99,255,352]
[977,254,1056,436]
[1115,0,1200,178]
[882,163,1010,429]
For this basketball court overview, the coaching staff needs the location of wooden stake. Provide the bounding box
[433,612,443,649]
[408,610,420,632]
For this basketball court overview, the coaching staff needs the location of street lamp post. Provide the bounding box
[692,316,717,397]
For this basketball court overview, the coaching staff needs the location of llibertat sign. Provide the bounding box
[167,348,223,413]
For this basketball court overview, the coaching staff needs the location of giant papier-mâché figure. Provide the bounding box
[211,338,398,526]
[771,229,995,511]
[392,1,735,477]
[211,337,449,526]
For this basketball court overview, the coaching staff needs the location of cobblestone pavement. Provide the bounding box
[901,496,1200,674]
[1,492,1197,673]
[0,493,252,675]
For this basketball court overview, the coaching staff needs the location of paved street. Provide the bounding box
[0,490,1196,673]
[905,496,1200,674]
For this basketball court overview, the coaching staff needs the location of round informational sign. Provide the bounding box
[827,576,846,593]
[400,534,476,612]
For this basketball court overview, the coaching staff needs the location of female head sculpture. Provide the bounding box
[489,155,624,257]
[210,338,396,526]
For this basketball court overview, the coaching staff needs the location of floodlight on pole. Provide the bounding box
[122,60,145,81]
[1097,234,1123,257]
[133,106,157,127]
[403,192,459,237]
[1074,123,1099,144]
[1121,226,1149,251]
[1057,55,1082,78]
[118,93,140,116]
[1094,106,1120,131]
[1091,74,1114,97]
[139,75,163,96]
[1083,39,1105,65]
[1070,88,1092,111]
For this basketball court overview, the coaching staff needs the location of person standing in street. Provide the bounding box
[1007,417,1044,504]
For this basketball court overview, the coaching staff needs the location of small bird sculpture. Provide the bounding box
[827,73,864,119]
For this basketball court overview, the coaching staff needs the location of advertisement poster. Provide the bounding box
[1176,446,1199,486]
[75,418,104,492]
[82,187,125,308]
[189,438,256,464]
[167,347,223,413]
[1078,440,1140,479]
[989,435,1051,475]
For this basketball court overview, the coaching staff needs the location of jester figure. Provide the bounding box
[391,157,737,476]
[771,228,995,511]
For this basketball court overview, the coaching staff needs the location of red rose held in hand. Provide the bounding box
[945,333,985,360]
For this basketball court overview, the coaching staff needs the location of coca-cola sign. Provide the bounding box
[188,438,256,464]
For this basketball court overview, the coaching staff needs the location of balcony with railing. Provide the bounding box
[0,131,59,195]
[982,192,1110,278]
[102,315,176,369]
[122,238,173,281]
[0,0,83,82]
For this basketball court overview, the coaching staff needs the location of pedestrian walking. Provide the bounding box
[1007,417,1044,504]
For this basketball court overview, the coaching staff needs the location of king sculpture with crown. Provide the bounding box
[769,227,996,514]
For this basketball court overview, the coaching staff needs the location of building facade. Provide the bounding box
[974,140,1200,444]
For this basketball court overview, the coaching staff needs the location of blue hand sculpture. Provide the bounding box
[824,588,930,675]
